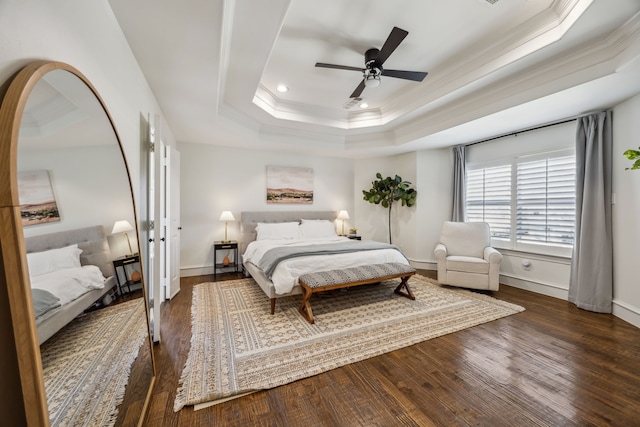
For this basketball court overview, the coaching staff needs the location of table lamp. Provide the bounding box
[112,220,134,255]
[219,211,235,243]
[337,210,350,236]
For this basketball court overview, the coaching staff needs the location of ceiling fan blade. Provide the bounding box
[350,79,366,98]
[382,69,428,82]
[315,63,364,72]
[376,27,408,66]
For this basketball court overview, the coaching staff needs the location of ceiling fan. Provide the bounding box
[315,27,428,99]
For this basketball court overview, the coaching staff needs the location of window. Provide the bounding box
[466,150,576,256]
[466,165,511,241]
[516,155,575,246]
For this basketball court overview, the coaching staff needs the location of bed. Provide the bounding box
[240,211,411,313]
[25,225,117,345]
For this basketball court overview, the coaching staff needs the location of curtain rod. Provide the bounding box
[465,117,578,147]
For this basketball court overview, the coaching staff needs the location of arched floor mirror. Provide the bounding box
[0,61,155,426]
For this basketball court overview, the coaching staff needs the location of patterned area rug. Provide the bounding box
[174,275,524,411]
[40,298,148,427]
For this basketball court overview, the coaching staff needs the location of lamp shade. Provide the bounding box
[219,211,235,222]
[337,210,350,220]
[111,220,134,234]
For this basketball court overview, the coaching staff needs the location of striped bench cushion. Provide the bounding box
[298,262,416,289]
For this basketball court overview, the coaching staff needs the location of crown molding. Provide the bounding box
[215,0,639,156]
[246,0,594,130]
[387,12,640,147]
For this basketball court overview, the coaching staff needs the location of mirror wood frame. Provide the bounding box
[0,60,155,426]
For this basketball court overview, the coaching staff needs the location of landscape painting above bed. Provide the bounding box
[18,170,61,226]
[266,165,313,204]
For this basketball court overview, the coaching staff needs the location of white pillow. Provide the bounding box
[27,244,83,277]
[255,222,301,240]
[299,219,337,239]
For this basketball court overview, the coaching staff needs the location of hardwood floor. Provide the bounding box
[143,271,640,426]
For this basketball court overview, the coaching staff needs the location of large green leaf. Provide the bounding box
[624,148,640,170]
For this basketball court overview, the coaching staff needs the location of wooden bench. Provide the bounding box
[297,262,416,324]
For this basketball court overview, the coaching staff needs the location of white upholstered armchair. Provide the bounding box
[434,221,502,291]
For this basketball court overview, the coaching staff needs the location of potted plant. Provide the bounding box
[348,227,358,236]
[362,173,417,244]
[624,147,640,170]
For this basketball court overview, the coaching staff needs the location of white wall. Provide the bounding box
[178,142,354,276]
[353,149,451,266]
[17,145,138,258]
[612,92,640,327]
[414,148,454,268]
[0,0,175,209]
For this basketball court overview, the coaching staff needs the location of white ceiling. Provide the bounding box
[108,0,640,158]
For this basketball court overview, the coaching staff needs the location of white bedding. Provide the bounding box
[243,237,410,295]
[30,265,106,306]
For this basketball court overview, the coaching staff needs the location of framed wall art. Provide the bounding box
[18,170,61,226]
[266,165,313,204]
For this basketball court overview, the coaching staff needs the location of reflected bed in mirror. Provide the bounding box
[0,61,155,426]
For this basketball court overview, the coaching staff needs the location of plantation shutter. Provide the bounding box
[466,165,511,239]
[516,155,576,246]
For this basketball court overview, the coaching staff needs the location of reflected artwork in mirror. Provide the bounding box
[0,62,155,426]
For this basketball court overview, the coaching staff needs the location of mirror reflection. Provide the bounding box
[16,69,153,426]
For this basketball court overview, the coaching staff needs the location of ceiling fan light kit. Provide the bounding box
[315,26,428,99]
[364,72,381,88]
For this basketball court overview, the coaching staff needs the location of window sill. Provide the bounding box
[496,247,572,264]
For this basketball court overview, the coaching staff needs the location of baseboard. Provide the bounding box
[499,274,569,300]
[181,265,213,277]
[612,299,640,328]
[408,259,436,271]
[169,287,181,299]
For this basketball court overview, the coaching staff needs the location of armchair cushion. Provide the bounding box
[446,256,489,274]
[439,221,490,258]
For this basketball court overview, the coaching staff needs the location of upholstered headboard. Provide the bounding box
[240,211,337,252]
[24,225,115,278]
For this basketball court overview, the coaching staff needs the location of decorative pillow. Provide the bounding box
[255,222,301,240]
[27,244,83,277]
[299,219,337,239]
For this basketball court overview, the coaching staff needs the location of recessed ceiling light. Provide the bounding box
[276,84,288,93]
[360,102,369,109]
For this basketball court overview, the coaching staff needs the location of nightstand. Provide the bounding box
[112,253,141,296]
[214,241,239,280]
[347,235,362,240]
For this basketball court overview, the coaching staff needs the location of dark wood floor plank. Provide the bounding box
[142,271,640,426]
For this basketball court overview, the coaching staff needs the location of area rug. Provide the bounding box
[40,298,148,427]
[174,275,524,411]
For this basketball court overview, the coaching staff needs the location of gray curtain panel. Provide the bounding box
[451,145,466,222]
[569,111,613,313]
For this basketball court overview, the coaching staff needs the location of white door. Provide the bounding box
[166,146,181,299]
[148,114,163,343]
[157,139,167,303]
[139,114,153,337]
